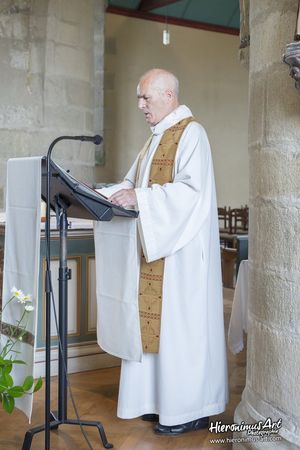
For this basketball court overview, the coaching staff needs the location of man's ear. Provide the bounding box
[165,89,174,102]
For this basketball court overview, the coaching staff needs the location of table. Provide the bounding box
[228,259,248,354]
[0,212,119,377]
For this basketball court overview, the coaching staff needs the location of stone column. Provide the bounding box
[234,1,300,448]
[0,0,105,209]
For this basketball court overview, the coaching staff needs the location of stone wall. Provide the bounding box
[234,0,300,447]
[0,0,105,209]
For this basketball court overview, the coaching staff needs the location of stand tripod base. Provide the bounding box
[22,411,113,449]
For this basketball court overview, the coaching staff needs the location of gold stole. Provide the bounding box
[138,116,194,353]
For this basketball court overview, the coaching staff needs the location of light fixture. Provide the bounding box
[163,16,170,45]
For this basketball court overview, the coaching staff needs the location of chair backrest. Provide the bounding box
[230,206,248,234]
[218,206,229,231]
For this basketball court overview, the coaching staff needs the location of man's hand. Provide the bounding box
[108,189,137,208]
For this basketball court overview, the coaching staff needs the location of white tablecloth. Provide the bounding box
[228,259,248,354]
[1,157,42,422]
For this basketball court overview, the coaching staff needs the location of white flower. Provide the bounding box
[11,286,25,303]
[23,294,32,303]
[24,304,34,312]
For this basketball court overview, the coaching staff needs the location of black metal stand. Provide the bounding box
[22,138,113,450]
[22,199,113,450]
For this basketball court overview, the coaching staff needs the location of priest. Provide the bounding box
[96,68,228,435]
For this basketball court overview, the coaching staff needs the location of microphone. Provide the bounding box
[73,135,103,145]
[47,134,103,158]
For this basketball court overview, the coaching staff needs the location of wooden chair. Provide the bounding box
[218,206,229,233]
[221,247,237,288]
[230,206,248,234]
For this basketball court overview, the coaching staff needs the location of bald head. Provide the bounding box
[137,68,179,126]
[138,69,179,97]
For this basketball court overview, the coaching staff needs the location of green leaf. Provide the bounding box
[4,363,12,375]
[2,394,15,414]
[33,377,43,393]
[22,375,34,391]
[0,358,12,367]
[11,360,26,365]
[4,373,13,388]
[8,386,24,398]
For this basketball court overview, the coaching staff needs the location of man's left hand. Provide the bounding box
[108,189,137,208]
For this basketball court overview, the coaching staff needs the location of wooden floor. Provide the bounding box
[0,288,246,450]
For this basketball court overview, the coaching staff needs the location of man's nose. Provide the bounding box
[138,98,145,109]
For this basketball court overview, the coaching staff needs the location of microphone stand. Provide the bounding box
[22,135,113,450]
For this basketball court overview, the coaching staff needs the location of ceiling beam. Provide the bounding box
[106,6,239,36]
[138,0,181,12]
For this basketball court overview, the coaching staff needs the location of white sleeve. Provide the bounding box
[95,153,140,197]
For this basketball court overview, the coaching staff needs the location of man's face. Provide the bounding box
[137,78,171,126]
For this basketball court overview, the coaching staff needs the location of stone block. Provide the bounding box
[250,8,296,75]
[0,39,12,67]
[0,159,8,207]
[85,111,93,132]
[250,0,295,27]
[249,149,300,199]
[47,0,60,18]
[32,0,49,17]
[248,73,265,148]
[30,16,48,40]
[252,203,300,273]
[44,105,85,130]
[9,48,29,70]
[30,41,46,74]
[95,144,105,166]
[249,266,300,333]
[65,79,93,108]
[0,15,13,39]
[57,21,80,47]
[45,40,55,69]
[0,105,40,129]
[0,130,29,159]
[0,68,41,107]
[78,146,95,165]
[234,400,294,449]
[247,204,257,264]
[78,25,93,50]
[60,0,93,24]
[248,149,259,202]
[265,68,300,145]
[52,45,91,81]
[44,75,66,106]
[12,14,29,40]
[0,130,53,161]
[94,106,103,129]
[248,317,300,417]
[94,46,104,73]
[44,16,57,41]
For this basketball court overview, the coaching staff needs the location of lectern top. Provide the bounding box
[41,157,138,221]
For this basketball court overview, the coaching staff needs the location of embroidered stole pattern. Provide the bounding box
[138,116,194,352]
